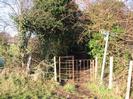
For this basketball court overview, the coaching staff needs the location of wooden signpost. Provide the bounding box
[101,31,109,83]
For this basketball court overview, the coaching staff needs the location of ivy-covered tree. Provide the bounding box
[14,0,86,62]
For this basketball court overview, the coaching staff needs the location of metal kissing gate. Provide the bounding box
[54,56,97,83]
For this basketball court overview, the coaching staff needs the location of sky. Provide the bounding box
[0,0,18,37]
[0,0,133,37]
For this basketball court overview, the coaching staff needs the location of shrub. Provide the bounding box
[0,67,61,98]
[63,83,76,93]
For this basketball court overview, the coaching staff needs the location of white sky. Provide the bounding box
[0,0,18,37]
[0,0,133,37]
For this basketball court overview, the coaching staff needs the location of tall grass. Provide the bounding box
[0,67,60,99]
[85,81,123,99]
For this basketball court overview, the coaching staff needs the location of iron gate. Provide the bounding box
[56,56,96,83]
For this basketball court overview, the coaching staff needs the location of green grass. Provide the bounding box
[85,82,123,99]
[63,83,76,93]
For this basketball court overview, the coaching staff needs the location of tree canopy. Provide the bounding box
[82,0,133,81]
[14,0,86,61]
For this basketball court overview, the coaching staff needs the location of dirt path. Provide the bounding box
[53,84,97,99]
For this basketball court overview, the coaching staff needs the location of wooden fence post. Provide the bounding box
[90,60,93,81]
[92,60,95,81]
[125,61,133,99]
[72,57,75,81]
[93,60,95,80]
[95,57,98,80]
[26,54,32,74]
[108,56,113,89]
[54,56,57,81]
[59,57,61,82]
